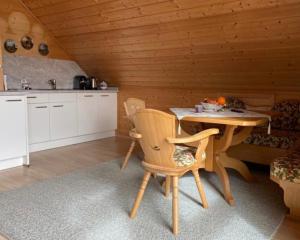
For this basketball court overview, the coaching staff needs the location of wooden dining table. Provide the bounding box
[171,109,270,205]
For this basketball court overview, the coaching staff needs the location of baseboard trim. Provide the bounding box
[29,131,116,153]
[0,156,27,171]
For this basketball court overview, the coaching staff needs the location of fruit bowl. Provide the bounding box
[201,102,223,112]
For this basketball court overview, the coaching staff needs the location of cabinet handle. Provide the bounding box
[53,105,64,108]
[36,106,47,109]
[100,95,109,97]
[27,96,37,99]
[84,95,93,97]
[6,99,22,102]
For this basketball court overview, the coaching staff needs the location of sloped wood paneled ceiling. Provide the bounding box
[20,0,300,90]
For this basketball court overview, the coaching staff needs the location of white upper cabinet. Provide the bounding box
[98,93,117,132]
[0,96,27,160]
[50,102,77,140]
[28,103,50,144]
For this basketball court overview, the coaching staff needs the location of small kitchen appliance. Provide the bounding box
[99,80,108,90]
[89,76,98,90]
[74,75,88,90]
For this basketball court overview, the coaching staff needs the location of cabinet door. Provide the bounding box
[98,93,117,132]
[77,94,99,135]
[50,102,77,140]
[0,96,27,160]
[28,104,50,144]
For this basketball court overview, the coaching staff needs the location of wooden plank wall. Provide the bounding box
[0,0,70,59]
[117,86,300,135]
[17,0,300,134]
[0,0,71,90]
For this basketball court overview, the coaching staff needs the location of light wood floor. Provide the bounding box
[0,137,298,240]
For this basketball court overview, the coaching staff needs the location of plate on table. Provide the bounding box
[201,102,223,112]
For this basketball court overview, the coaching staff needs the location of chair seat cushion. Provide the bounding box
[271,151,300,183]
[173,146,197,167]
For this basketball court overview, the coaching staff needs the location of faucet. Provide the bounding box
[48,79,56,90]
[21,78,31,90]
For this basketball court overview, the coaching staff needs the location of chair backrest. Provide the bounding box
[134,109,177,168]
[124,98,146,125]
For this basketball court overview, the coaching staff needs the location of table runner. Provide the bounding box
[170,108,271,134]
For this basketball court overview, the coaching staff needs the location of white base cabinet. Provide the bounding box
[28,104,50,144]
[98,93,117,132]
[0,96,28,170]
[0,91,117,170]
[28,92,117,153]
[50,102,77,140]
[78,93,99,135]
[77,93,117,135]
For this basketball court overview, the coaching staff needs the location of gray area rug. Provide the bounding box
[0,158,286,240]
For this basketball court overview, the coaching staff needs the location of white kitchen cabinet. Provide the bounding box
[77,93,100,135]
[28,103,50,144]
[49,93,76,103]
[0,96,27,160]
[98,93,117,132]
[27,91,118,153]
[50,102,77,140]
[27,94,49,104]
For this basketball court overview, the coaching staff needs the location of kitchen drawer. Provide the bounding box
[77,92,98,100]
[49,93,76,103]
[27,93,49,104]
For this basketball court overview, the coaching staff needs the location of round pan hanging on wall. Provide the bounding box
[4,39,18,53]
[21,35,34,50]
[38,43,49,56]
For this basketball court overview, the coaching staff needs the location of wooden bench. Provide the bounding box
[271,150,300,220]
[229,99,300,165]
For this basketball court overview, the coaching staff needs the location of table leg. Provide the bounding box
[209,125,235,205]
[212,125,255,205]
[214,153,235,205]
[220,153,255,182]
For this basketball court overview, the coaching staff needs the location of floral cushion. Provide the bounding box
[173,146,197,167]
[244,133,296,149]
[244,128,300,149]
[271,100,300,131]
[271,151,300,183]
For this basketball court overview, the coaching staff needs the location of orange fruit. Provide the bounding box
[217,96,226,105]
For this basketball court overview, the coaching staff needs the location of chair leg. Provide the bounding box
[172,176,179,235]
[121,140,136,170]
[165,176,171,197]
[130,171,151,218]
[192,170,208,209]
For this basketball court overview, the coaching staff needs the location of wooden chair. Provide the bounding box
[121,98,146,170]
[129,109,219,235]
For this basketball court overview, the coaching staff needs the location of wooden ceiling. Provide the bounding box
[20,0,300,90]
